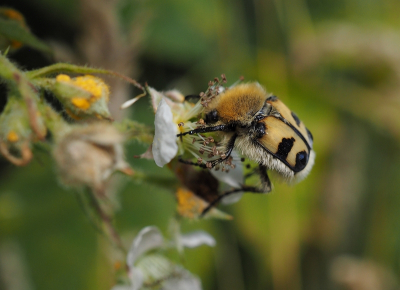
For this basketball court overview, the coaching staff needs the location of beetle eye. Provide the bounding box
[205,110,219,124]
[255,122,266,138]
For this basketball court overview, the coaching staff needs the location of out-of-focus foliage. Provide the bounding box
[0,7,51,53]
[1,0,400,290]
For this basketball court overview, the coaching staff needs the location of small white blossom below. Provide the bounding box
[162,267,202,290]
[152,98,178,167]
[111,285,131,290]
[179,231,216,248]
[112,225,207,290]
[127,226,164,269]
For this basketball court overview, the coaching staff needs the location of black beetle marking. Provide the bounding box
[294,151,308,171]
[275,137,295,160]
[291,111,301,127]
[306,128,313,143]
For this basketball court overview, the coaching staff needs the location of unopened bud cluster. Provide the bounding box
[53,123,132,195]
[53,74,111,120]
[0,54,140,194]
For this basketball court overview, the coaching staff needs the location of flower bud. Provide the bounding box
[53,74,111,120]
[0,98,45,165]
[53,122,132,194]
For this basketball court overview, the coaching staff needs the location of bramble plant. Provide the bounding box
[0,7,247,290]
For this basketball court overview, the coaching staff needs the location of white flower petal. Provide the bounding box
[220,190,244,205]
[120,96,141,109]
[210,151,244,204]
[162,267,202,290]
[129,267,145,290]
[210,151,243,188]
[152,98,179,167]
[164,90,185,103]
[149,87,166,113]
[180,231,216,248]
[136,254,175,285]
[110,285,132,290]
[127,226,164,269]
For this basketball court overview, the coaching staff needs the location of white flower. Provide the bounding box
[112,226,216,290]
[210,150,244,205]
[126,227,164,270]
[162,267,202,290]
[152,98,178,167]
[149,86,204,168]
[179,231,216,248]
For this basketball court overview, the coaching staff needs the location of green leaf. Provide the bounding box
[0,17,52,54]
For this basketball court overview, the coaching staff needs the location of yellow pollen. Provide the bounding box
[176,187,207,219]
[74,75,109,101]
[56,75,109,112]
[7,131,19,143]
[56,74,71,82]
[71,98,91,110]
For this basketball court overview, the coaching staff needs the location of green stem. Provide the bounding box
[40,102,69,138]
[76,190,126,254]
[0,53,46,139]
[26,63,144,90]
[114,119,154,144]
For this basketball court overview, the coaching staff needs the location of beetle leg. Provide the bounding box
[177,124,234,137]
[179,133,238,169]
[200,188,243,216]
[177,155,207,168]
[207,133,237,168]
[200,164,271,217]
[258,164,272,193]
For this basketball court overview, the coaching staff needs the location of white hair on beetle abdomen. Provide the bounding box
[216,133,314,186]
[234,136,294,178]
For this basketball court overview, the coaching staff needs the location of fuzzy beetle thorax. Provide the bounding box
[206,83,267,125]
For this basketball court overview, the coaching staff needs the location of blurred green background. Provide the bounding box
[1,0,400,289]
